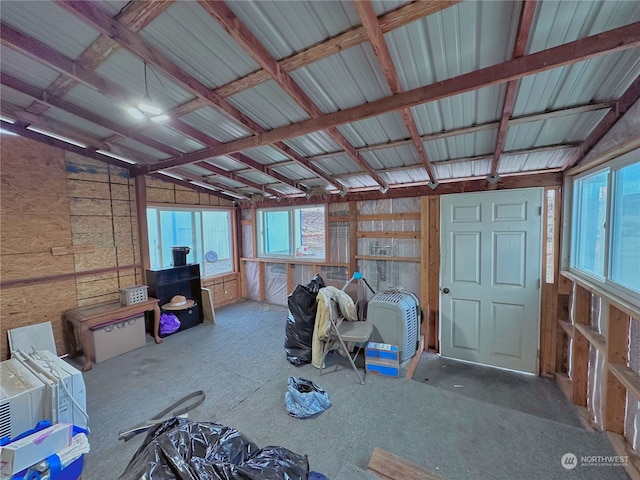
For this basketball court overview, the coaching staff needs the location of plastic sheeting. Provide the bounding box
[244,261,260,301]
[626,317,640,453]
[329,203,349,216]
[118,417,309,480]
[318,265,349,289]
[292,264,314,287]
[266,262,288,306]
[328,221,349,264]
[357,260,420,302]
[589,294,607,335]
[242,224,254,258]
[357,237,420,259]
[587,345,605,430]
[357,197,420,215]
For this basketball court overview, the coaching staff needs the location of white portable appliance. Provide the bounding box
[0,358,46,439]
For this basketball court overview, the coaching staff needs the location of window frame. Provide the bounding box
[567,152,640,306]
[256,204,327,262]
[147,204,236,278]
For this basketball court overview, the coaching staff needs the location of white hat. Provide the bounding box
[162,295,195,311]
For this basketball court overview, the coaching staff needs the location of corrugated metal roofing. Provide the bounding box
[386,1,519,90]
[434,159,492,180]
[227,0,360,60]
[92,1,130,17]
[290,43,392,113]
[499,148,577,174]
[139,2,259,89]
[505,110,609,150]
[528,1,640,54]
[142,125,205,153]
[383,166,431,185]
[180,107,251,143]
[335,174,379,190]
[360,145,420,170]
[272,162,322,183]
[63,83,140,129]
[285,132,341,157]
[0,85,37,110]
[111,137,171,161]
[313,155,363,176]
[337,112,409,148]
[94,49,193,110]
[239,169,296,189]
[0,49,60,90]
[1,1,100,59]
[42,106,115,139]
[204,157,251,172]
[424,130,498,162]
[226,80,311,130]
[241,145,289,165]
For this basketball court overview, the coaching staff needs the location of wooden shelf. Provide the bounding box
[558,320,574,338]
[608,363,640,400]
[574,323,606,353]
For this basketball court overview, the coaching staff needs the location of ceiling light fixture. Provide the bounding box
[127,62,168,122]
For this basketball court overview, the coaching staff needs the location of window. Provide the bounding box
[147,206,234,277]
[570,157,640,300]
[257,205,326,260]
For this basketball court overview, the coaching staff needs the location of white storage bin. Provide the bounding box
[90,315,146,363]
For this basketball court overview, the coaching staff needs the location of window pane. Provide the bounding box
[296,207,325,259]
[574,170,608,276]
[257,206,326,260]
[264,211,290,255]
[203,211,233,276]
[610,162,640,292]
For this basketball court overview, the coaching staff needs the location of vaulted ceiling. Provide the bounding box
[1,1,639,204]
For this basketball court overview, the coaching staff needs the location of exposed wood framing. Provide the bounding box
[0,264,141,289]
[605,305,629,434]
[349,202,358,277]
[144,21,640,171]
[134,175,150,278]
[490,0,537,177]
[571,284,590,406]
[354,0,436,184]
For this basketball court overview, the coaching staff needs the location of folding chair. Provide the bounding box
[318,305,373,384]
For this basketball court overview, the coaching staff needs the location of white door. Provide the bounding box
[440,188,542,373]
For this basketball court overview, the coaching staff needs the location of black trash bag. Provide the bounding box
[118,417,309,480]
[285,274,326,366]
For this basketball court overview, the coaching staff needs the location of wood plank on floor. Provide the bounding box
[368,447,445,480]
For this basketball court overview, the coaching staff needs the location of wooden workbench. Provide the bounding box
[64,298,161,371]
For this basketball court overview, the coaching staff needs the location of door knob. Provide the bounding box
[442,287,450,294]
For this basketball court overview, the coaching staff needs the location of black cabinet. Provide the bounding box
[146,264,203,336]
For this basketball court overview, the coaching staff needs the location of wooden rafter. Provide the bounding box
[490,0,538,177]
[354,0,437,184]
[193,161,280,197]
[171,168,251,200]
[142,21,640,172]
[199,0,385,190]
[56,0,339,191]
[565,74,640,171]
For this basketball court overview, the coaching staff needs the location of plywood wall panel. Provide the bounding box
[71,216,113,247]
[0,253,75,281]
[145,176,174,188]
[175,189,199,205]
[113,217,134,246]
[76,275,119,300]
[1,137,67,190]
[112,200,132,217]
[69,198,113,216]
[77,293,119,308]
[1,188,69,215]
[147,187,176,203]
[108,165,130,184]
[0,280,77,358]
[116,245,135,266]
[1,214,72,254]
[74,247,117,272]
[65,153,110,182]
[110,183,131,200]
[67,180,111,199]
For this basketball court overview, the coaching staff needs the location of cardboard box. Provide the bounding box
[0,422,72,475]
[365,342,400,378]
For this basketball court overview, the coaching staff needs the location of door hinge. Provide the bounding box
[538,206,542,216]
[537,278,541,289]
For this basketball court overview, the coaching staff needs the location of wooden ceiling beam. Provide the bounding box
[198,0,368,190]
[57,0,333,191]
[565,74,640,172]
[354,0,437,184]
[0,72,183,158]
[490,0,538,177]
[170,168,251,200]
[142,21,640,172]
[193,161,280,197]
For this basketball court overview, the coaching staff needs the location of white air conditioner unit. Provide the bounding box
[13,350,88,431]
[0,358,46,439]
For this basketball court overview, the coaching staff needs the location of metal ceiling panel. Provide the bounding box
[241,145,289,165]
[180,164,249,189]
[424,129,498,162]
[336,174,378,190]
[499,148,577,174]
[313,155,363,176]
[226,80,311,130]
[514,51,640,116]
[139,2,259,89]
[180,107,251,143]
[111,137,171,161]
[505,110,609,150]
[272,163,321,182]
[92,1,130,17]
[142,125,205,153]
[289,43,392,113]
[383,166,431,185]
[285,132,341,156]
[434,159,492,180]
[0,49,60,90]
[360,145,420,170]
[386,1,519,91]
[0,85,37,109]
[410,85,506,134]
[239,169,292,188]
[1,1,100,59]
[528,1,640,54]
[227,0,360,60]
[94,49,194,110]
[205,156,251,172]
[42,107,115,139]
[338,112,409,148]
[64,83,139,129]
